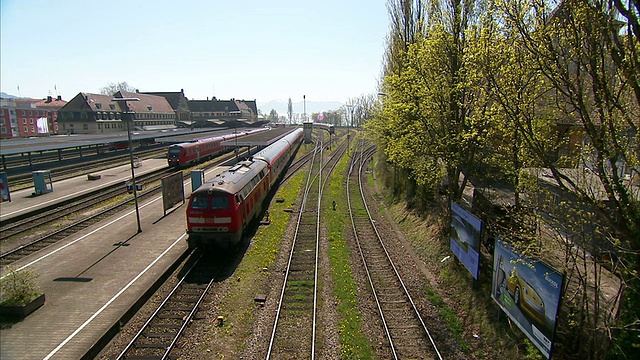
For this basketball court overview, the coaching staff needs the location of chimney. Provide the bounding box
[47,96,53,103]
[57,95,62,101]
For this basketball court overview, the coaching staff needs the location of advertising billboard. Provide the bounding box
[36,117,49,134]
[161,171,185,215]
[450,202,482,279]
[492,239,564,359]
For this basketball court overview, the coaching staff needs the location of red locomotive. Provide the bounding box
[186,128,303,249]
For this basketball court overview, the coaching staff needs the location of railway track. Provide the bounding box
[5,147,166,190]
[267,138,347,360]
[115,250,220,360]
[347,140,443,360]
[0,167,169,241]
[0,151,240,266]
[0,175,167,266]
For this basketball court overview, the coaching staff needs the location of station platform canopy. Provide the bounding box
[0,128,223,156]
[221,127,298,148]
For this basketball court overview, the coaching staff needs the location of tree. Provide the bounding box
[490,0,640,356]
[267,109,279,122]
[372,0,490,206]
[287,98,293,125]
[100,81,136,95]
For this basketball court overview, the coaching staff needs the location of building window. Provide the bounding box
[24,126,27,132]
[22,119,26,124]
[109,104,116,110]
[96,103,102,109]
[29,118,33,124]
[31,127,35,133]
[21,110,25,116]
[28,111,32,116]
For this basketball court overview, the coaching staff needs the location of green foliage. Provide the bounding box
[325,141,374,359]
[376,0,640,357]
[0,267,43,307]
[423,285,469,352]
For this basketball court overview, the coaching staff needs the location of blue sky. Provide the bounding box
[1,0,389,107]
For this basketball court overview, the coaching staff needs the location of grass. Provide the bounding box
[423,284,469,352]
[370,158,545,359]
[208,169,306,355]
[324,139,375,360]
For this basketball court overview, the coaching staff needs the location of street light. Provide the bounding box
[112,96,142,233]
[345,104,356,156]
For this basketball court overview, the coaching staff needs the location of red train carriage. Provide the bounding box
[253,131,300,187]
[185,128,303,249]
[167,135,226,167]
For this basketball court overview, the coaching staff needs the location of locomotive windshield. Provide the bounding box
[168,147,181,158]
[189,194,230,210]
[211,196,229,209]
[190,195,209,209]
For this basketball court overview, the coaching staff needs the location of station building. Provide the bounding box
[57,91,176,134]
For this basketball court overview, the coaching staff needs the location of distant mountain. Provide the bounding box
[258,99,344,117]
[0,92,19,99]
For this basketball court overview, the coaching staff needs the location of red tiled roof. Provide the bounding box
[115,91,174,113]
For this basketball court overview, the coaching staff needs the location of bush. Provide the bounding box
[0,267,43,307]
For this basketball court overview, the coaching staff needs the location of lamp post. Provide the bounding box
[112,96,142,233]
[345,104,355,156]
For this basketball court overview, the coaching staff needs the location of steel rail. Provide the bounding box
[347,140,443,360]
[115,250,217,360]
[266,142,321,359]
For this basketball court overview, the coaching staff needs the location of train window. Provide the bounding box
[190,196,209,209]
[211,196,229,209]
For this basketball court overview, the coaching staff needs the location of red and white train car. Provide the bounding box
[167,128,271,167]
[185,128,303,249]
[167,136,225,167]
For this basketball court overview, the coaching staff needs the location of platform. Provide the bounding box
[0,158,169,222]
[0,163,228,359]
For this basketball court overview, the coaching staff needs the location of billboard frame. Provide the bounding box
[491,238,564,359]
[450,201,482,279]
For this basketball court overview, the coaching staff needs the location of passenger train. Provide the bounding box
[167,128,269,167]
[185,128,303,249]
